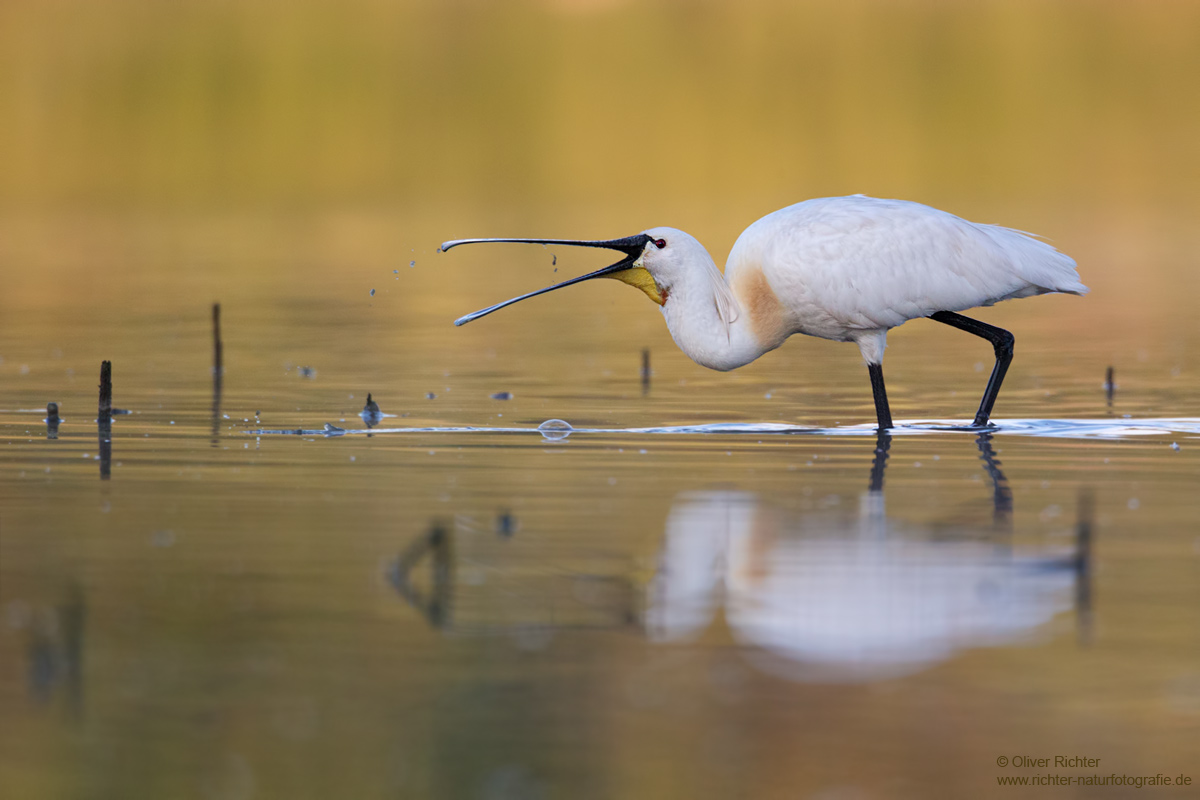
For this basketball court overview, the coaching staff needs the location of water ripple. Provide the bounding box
[248,417,1200,441]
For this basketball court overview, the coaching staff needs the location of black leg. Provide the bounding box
[929,311,1014,427]
[867,362,893,430]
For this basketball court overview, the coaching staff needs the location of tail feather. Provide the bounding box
[985,225,1088,296]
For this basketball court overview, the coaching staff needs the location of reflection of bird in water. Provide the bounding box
[646,435,1087,682]
[444,196,1086,428]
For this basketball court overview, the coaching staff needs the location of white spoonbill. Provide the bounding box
[442,195,1087,429]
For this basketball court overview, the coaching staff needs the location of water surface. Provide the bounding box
[2,253,1198,798]
[3,1,1200,796]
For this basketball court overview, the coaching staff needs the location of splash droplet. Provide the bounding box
[538,419,573,441]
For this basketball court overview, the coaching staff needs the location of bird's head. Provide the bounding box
[633,227,714,302]
[443,228,707,326]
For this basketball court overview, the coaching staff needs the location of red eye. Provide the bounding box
[654,238,667,249]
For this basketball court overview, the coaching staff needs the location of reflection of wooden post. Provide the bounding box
[390,523,454,630]
[98,362,112,480]
[46,402,60,440]
[1104,366,1114,408]
[211,303,223,447]
[62,584,85,719]
[641,349,651,395]
[1075,490,1094,646]
[26,586,85,716]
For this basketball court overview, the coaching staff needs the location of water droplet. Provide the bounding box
[370,288,375,296]
[1171,442,1181,451]
[410,260,416,268]
[537,419,573,441]
[490,391,512,400]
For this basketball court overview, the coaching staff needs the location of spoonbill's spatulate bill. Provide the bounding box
[442,195,1087,430]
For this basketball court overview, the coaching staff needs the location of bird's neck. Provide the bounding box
[658,269,767,372]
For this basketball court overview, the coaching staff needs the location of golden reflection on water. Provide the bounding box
[392,432,1093,684]
[2,415,1199,797]
[3,1,1200,797]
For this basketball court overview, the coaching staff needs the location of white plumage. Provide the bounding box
[444,195,1087,429]
[724,196,1083,353]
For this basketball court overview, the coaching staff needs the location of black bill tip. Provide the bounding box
[446,233,654,326]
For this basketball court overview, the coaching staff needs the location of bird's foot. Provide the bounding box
[920,421,1000,433]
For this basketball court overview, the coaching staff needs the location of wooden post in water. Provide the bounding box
[98,361,112,419]
[212,303,224,376]
[212,303,224,446]
[641,348,651,395]
[98,361,112,480]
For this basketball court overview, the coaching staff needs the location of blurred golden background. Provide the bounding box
[3,0,1199,385]
[3,0,1198,215]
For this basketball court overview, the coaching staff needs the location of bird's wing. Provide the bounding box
[737,197,1084,334]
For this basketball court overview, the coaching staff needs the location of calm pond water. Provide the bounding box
[4,1,1200,796]
[1,206,1198,799]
